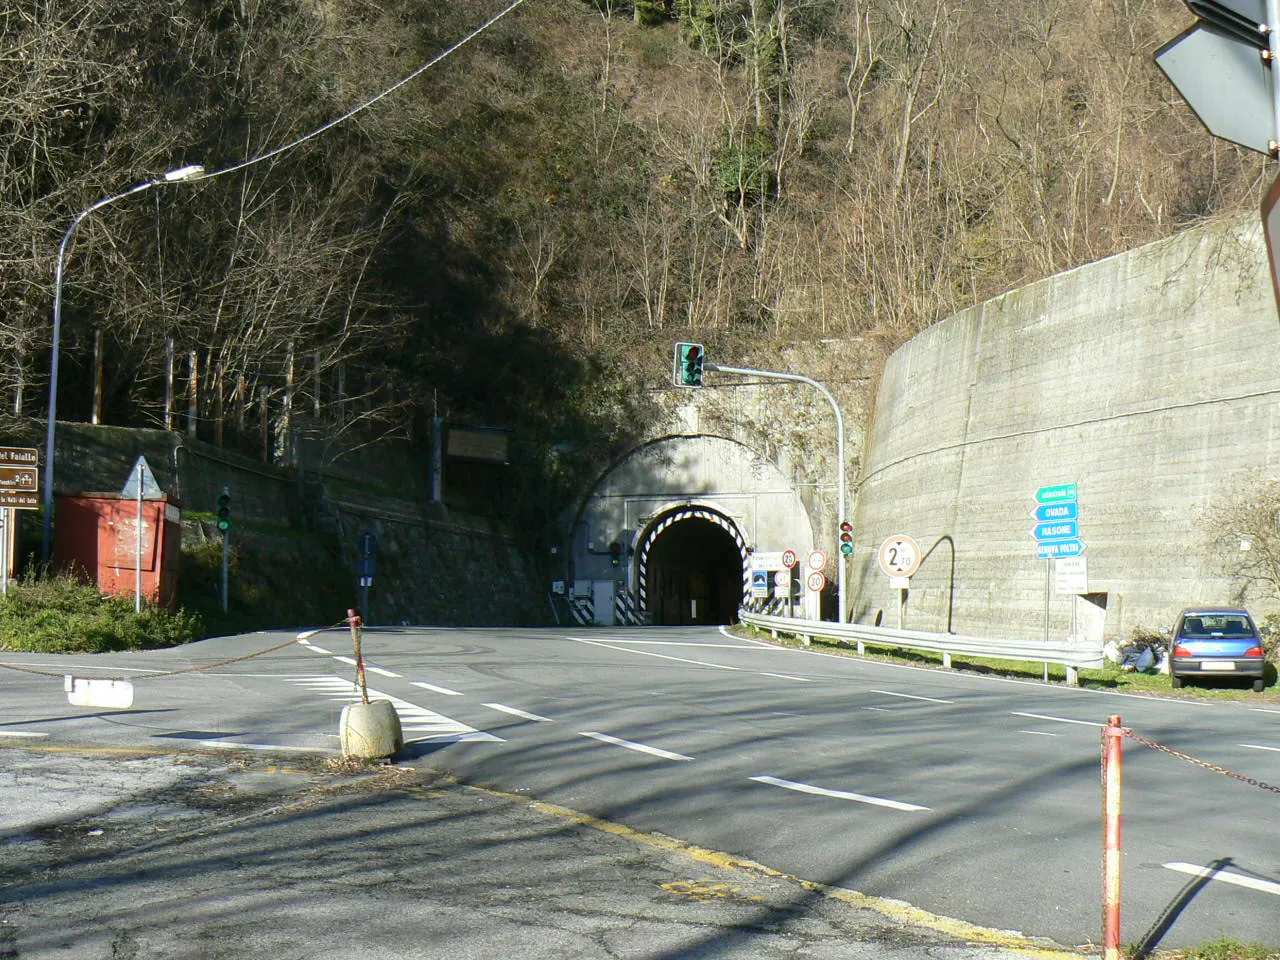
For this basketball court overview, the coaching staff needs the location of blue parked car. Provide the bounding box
[1169,608,1267,692]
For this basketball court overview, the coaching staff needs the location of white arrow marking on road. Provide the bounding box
[1011,712,1103,728]
[750,775,930,812]
[579,731,693,761]
[483,703,554,722]
[871,689,953,704]
[1164,862,1280,897]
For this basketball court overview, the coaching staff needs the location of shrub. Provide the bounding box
[0,572,202,653]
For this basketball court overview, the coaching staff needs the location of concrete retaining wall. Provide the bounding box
[853,217,1280,642]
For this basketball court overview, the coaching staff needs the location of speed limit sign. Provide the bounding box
[878,535,921,578]
[806,571,826,592]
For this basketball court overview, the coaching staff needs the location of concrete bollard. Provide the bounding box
[340,699,403,759]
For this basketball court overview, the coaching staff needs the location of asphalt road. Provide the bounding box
[2,624,1278,953]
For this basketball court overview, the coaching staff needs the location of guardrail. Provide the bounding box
[738,610,1105,685]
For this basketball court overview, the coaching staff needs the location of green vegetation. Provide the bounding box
[1164,936,1280,960]
[0,572,202,654]
[734,626,1279,702]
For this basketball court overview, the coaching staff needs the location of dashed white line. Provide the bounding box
[570,637,743,672]
[0,731,49,738]
[306,645,334,655]
[1250,708,1280,715]
[579,731,693,761]
[366,666,401,678]
[483,703,554,722]
[1164,862,1280,897]
[333,656,358,666]
[1240,743,1280,753]
[871,689,953,704]
[1019,730,1058,737]
[750,775,930,812]
[1012,711,1103,728]
[761,672,813,682]
[411,680,463,696]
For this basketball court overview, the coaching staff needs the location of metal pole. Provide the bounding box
[708,364,847,623]
[0,508,8,598]
[1044,557,1051,681]
[1101,715,1125,960]
[42,165,204,565]
[220,527,229,613]
[135,461,143,612]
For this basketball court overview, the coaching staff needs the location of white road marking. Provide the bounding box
[1011,711,1103,728]
[1020,730,1058,737]
[483,703,554,722]
[305,645,334,655]
[366,666,401,678]
[871,689,953,704]
[862,706,891,712]
[750,775,930,812]
[578,731,693,761]
[333,656,358,666]
[1240,743,1280,753]
[571,636,743,672]
[1250,708,1280,715]
[199,741,331,753]
[285,676,501,742]
[1164,862,1280,897]
[589,640,764,649]
[411,680,463,696]
[0,731,49,738]
[761,672,813,682]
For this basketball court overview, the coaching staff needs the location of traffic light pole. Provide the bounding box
[705,363,848,624]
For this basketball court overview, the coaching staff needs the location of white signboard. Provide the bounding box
[750,552,786,571]
[807,550,826,571]
[1054,557,1089,595]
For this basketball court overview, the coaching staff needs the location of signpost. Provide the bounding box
[121,456,164,612]
[1031,483,1085,678]
[878,535,921,629]
[1157,0,1280,312]
[0,447,38,597]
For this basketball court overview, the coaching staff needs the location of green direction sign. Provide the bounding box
[1036,483,1077,504]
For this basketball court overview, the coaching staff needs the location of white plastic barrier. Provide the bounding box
[738,610,1105,685]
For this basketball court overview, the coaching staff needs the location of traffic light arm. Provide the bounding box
[708,363,848,624]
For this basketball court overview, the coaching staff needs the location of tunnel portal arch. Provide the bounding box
[566,434,815,625]
[637,506,748,625]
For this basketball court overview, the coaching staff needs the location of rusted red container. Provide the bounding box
[53,493,182,607]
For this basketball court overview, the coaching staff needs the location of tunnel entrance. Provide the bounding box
[643,513,744,625]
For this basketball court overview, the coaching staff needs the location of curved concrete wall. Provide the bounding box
[853,218,1280,642]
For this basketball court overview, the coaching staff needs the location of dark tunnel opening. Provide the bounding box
[646,516,743,625]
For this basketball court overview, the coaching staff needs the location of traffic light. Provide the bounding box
[673,342,705,387]
[839,520,854,556]
[609,541,622,566]
[216,491,232,533]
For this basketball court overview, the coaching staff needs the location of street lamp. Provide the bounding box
[42,163,205,565]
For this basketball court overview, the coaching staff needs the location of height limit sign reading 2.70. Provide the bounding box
[878,535,921,578]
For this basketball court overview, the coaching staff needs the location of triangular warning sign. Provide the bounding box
[120,455,164,500]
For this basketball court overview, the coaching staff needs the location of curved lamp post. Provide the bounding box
[42,163,205,565]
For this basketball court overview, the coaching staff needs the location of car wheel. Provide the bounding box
[1171,674,1184,689]
[1253,678,1265,693]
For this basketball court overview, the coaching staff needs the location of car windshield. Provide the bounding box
[1180,615,1256,640]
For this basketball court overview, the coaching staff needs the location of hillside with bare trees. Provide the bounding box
[0,0,1269,531]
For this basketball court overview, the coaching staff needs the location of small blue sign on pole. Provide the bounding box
[1032,520,1079,542]
[1037,539,1085,559]
[1032,501,1078,523]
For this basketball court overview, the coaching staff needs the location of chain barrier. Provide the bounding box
[0,616,354,684]
[1122,727,1280,796]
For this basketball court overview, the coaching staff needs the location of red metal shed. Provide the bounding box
[53,493,182,607]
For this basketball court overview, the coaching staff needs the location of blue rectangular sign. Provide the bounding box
[1037,539,1085,559]
[1032,501,1078,523]
[1033,520,1079,542]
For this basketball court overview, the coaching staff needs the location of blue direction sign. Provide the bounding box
[1032,520,1079,542]
[1037,539,1085,559]
[1036,483,1077,504]
[1032,501,1078,522]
